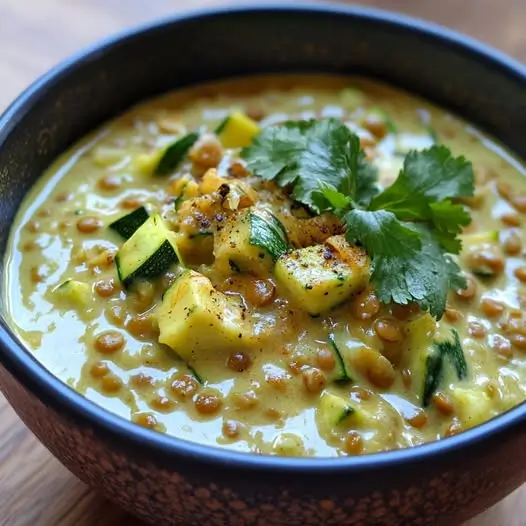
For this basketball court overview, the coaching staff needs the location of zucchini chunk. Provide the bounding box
[214,207,289,276]
[404,314,442,407]
[109,206,149,240]
[115,213,182,288]
[436,328,468,381]
[317,392,356,428]
[216,111,260,149]
[450,387,494,429]
[328,334,352,383]
[404,315,468,406]
[157,270,254,360]
[275,236,369,316]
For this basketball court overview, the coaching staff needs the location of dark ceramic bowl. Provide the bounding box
[1,3,525,525]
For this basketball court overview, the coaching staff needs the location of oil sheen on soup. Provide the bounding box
[5,75,526,457]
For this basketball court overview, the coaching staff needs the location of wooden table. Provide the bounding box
[1,0,525,524]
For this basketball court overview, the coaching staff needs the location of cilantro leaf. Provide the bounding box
[242,119,368,212]
[345,213,463,317]
[242,118,474,320]
[312,182,351,213]
[371,146,474,211]
[429,200,471,253]
[369,146,474,253]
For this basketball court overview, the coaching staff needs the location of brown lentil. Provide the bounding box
[130,372,154,387]
[194,391,223,415]
[406,409,428,429]
[444,422,462,437]
[432,393,454,415]
[514,266,526,283]
[467,250,505,276]
[171,374,199,400]
[244,279,276,307]
[480,298,504,318]
[301,368,327,394]
[265,372,289,392]
[231,390,259,410]
[90,361,109,378]
[222,420,241,439]
[25,220,40,233]
[76,216,103,233]
[455,275,477,300]
[351,289,380,320]
[94,330,124,354]
[352,348,395,389]
[101,375,123,393]
[134,412,158,429]
[189,135,223,169]
[343,431,364,455]
[315,348,336,372]
[468,321,487,339]
[94,278,117,298]
[126,314,158,340]
[227,351,252,372]
[501,212,521,227]
[120,196,144,209]
[374,318,403,343]
[151,395,175,412]
[444,307,462,323]
[511,194,526,212]
[497,181,512,200]
[490,334,513,359]
[503,232,522,255]
[510,333,526,351]
[98,175,121,191]
[105,304,126,326]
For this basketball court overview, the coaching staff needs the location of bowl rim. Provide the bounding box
[1,1,525,473]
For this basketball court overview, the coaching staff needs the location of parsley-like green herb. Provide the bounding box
[241,118,474,319]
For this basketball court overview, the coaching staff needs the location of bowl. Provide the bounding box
[1,3,525,525]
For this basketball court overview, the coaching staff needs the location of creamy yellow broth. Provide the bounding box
[4,75,526,457]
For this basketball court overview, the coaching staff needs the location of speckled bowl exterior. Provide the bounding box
[0,4,525,525]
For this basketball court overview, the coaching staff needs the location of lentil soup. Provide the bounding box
[4,75,526,457]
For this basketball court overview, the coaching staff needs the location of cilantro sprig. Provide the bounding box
[241,118,474,319]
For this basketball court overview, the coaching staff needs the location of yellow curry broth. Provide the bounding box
[4,75,526,457]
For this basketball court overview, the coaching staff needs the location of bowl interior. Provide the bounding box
[0,3,525,470]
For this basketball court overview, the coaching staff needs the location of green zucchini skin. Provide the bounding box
[437,329,468,380]
[109,206,149,239]
[214,116,230,135]
[115,214,182,288]
[117,240,178,288]
[422,329,467,407]
[248,210,289,262]
[155,132,199,175]
[328,334,352,384]
[422,348,444,407]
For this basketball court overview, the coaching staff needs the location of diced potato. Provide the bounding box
[157,270,255,360]
[275,236,369,316]
[217,111,260,149]
[450,387,495,429]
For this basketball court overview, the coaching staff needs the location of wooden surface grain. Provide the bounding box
[0,1,525,524]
